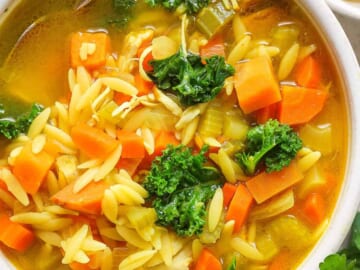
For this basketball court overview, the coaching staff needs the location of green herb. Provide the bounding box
[235,119,302,176]
[226,257,237,270]
[107,0,137,27]
[148,50,234,106]
[145,0,210,14]
[0,103,43,140]
[319,212,360,270]
[143,144,221,236]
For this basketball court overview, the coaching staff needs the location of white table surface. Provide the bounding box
[335,13,360,63]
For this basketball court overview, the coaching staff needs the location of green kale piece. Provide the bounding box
[148,50,234,106]
[145,0,210,14]
[235,119,302,176]
[0,103,43,140]
[143,144,222,236]
[319,213,360,270]
[108,0,137,27]
[226,257,237,270]
[113,0,136,9]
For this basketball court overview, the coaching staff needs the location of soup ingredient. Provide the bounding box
[117,130,145,159]
[200,35,225,59]
[245,162,303,203]
[196,1,235,38]
[148,48,234,106]
[195,248,222,270]
[222,182,237,207]
[225,184,254,233]
[144,144,221,236]
[235,119,303,176]
[234,56,281,114]
[302,192,326,225]
[319,212,360,269]
[70,32,111,69]
[278,85,328,126]
[295,55,321,88]
[13,142,55,195]
[70,124,119,159]
[226,257,237,270]
[145,0,210,14]
[0,214,35,252]
[0,103,43,140]
[51,180,109,215]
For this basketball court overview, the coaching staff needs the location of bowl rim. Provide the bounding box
[0,0,359,269]
[326,0,360,20]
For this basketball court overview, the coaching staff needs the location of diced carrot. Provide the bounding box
[51,180,109,215]
[137,41,154,72]
[134,72,154,96]
[70,32,111,69]
[234,56,281,114]
[0,214,35,252]
[278,85,328,125]
[222,183,237,207]
[13,142,55,195]
[200,34,225,59]
[295,55,321,88]
[115,158,143,176]
[302,192,326,225]
[194,248,222,270]
[117,130,145,159]
[69,262,92,270]
[246,162,304,204]
[194,133,205,150]
[71,124,119,160]
[268,251,291,270]
[254,102,279,124]
[225,184,254,233]
[113,92,132,105]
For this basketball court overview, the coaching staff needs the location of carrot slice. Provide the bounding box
[115,158,143,176]
[234,56,281,114]
[295,55,321,88]
[200,34,225,59]
[0,214,35,252]
[13,142,55,195]
[194,248,222,270]
[302,192,326,225]
[113,92,132,105]
[225,184,254,233]
[222,183,237,207]
[51,180,109,215]
[268,251,291,270]
[278,85,328,125]
[137,40,154,73]
[246,162,304,203]
[70,32,111,69]
[71,124,119,159]
[254,102,279,124]
[134,72,154,96]
[117,130,145,159]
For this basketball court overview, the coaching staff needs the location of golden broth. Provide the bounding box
[0,0,348,269]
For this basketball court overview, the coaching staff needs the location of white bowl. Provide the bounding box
[0,0,360,269]
[326,0,360,20]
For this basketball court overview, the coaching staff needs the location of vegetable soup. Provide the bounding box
[0,0,348,269]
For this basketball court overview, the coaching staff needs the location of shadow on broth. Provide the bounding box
[0,0,350,269]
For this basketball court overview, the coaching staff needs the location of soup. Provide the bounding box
[0,0,348,269]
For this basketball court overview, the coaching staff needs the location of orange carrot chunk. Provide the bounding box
[303,192,326,225]
[71,124,119,160]
[200,34,225,59]
[254,102,279,124]
[225,184,254,233]
[194,248,222,270]
[70,32,111,69]
[113,92,132,105]
[51,180,108,215]
[234,56,281,114]
[246,162,304,204]
[0,214,35,252]
[295,55,321,88]
[268,251,291,270]
[222,183,237,207]
[117,130,145,159]
[13,143,55,195]
[278,85,328,126]
[115,158,143,176]
[134,72,154,96]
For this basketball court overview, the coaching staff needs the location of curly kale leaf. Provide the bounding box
[143,144,222,236]
[145,0,210,14]
[235,119,302,175]
[0,103,43,140]
[148,50,234,106]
